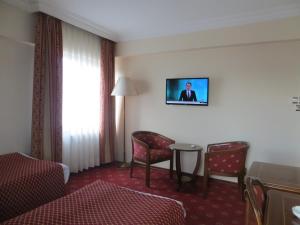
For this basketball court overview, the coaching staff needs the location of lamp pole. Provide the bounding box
[111,77,137,168]
[120,96,129,167]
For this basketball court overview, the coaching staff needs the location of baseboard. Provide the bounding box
[76,160,238,185]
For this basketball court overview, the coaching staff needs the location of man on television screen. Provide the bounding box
[179,81,197,102]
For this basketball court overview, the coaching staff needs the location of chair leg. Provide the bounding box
[146,162,150,187]
[169,157,173,179]
[238,174,242,188]
[130,160,134,178]
[238,172,246,201]
[203,169,209,198]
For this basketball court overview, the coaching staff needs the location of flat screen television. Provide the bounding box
[166,77,209,106]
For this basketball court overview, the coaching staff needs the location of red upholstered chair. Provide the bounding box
[245,177,266,225]
[130,131,175,187]
[203,141,249,198]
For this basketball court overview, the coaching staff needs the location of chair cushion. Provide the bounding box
[207,151,245,174]
[134,148,173,163]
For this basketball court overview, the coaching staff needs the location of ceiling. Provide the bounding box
[4,0,300,42]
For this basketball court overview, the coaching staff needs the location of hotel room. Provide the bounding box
[0,0,299,224]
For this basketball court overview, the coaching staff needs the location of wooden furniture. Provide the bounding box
[130,131,175,187]
[245,177,267,225]
[169,143,202,191]
[246,161,300,194]
[264,190,300,225]
[203,141,249,198]
[245,193,260,225]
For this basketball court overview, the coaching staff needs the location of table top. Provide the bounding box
[246,161,300,193]
[264,190,300,225]
[169,143,203,152]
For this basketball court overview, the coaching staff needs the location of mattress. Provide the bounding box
[19,152,70,183]
[0,153,65,222]
[3,180,186,225]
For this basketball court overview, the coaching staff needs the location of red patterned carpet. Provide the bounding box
[66,164,245,225]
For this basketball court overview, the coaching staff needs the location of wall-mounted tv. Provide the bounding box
[166,77,209,106]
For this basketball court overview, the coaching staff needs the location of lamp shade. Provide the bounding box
[111,77,137,96]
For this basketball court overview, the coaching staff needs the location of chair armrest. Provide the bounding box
[131,136,151,161]
[206,148,248,157]
[132,137,149,149]
[154,134,175,149]
[207,141,249,152]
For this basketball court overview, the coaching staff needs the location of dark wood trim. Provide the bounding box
[175,150,182,190]
[245,177,266,225]
[169,156,173,179]
[192,151,201,181]
[174,149,202,191]
[264,190,300,225]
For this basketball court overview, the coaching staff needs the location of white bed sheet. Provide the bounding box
[18,152,70,183]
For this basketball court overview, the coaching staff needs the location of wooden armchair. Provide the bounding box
[245,177,266,225]
[203,141,249,198]
[130,131,175,187]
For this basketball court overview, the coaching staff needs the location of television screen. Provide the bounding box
[166,77,209,106]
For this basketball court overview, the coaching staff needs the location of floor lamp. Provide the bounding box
[111,77,137,167]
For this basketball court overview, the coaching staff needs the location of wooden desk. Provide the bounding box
[264,190,300,225]
[246,161,300,194]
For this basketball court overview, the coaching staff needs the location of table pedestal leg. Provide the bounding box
[175,150,182,191]
[192,151,201,182]
[176,150,201,191]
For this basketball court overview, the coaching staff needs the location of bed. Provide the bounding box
[2,180,186,225]
[0,152,69,222]
[18,152,70,183]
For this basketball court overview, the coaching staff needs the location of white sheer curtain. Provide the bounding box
[62,22,101,173]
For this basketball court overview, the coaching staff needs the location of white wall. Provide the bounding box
[116,39,300,177]
[117,16,300,57]
[0,1,35,154]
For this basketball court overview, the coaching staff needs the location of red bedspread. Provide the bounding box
[0,153,65,222]
[3,180,186,225]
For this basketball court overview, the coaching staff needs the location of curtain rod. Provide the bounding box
[0,34,35,47]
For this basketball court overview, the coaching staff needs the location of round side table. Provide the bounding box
[169,143,203,191]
